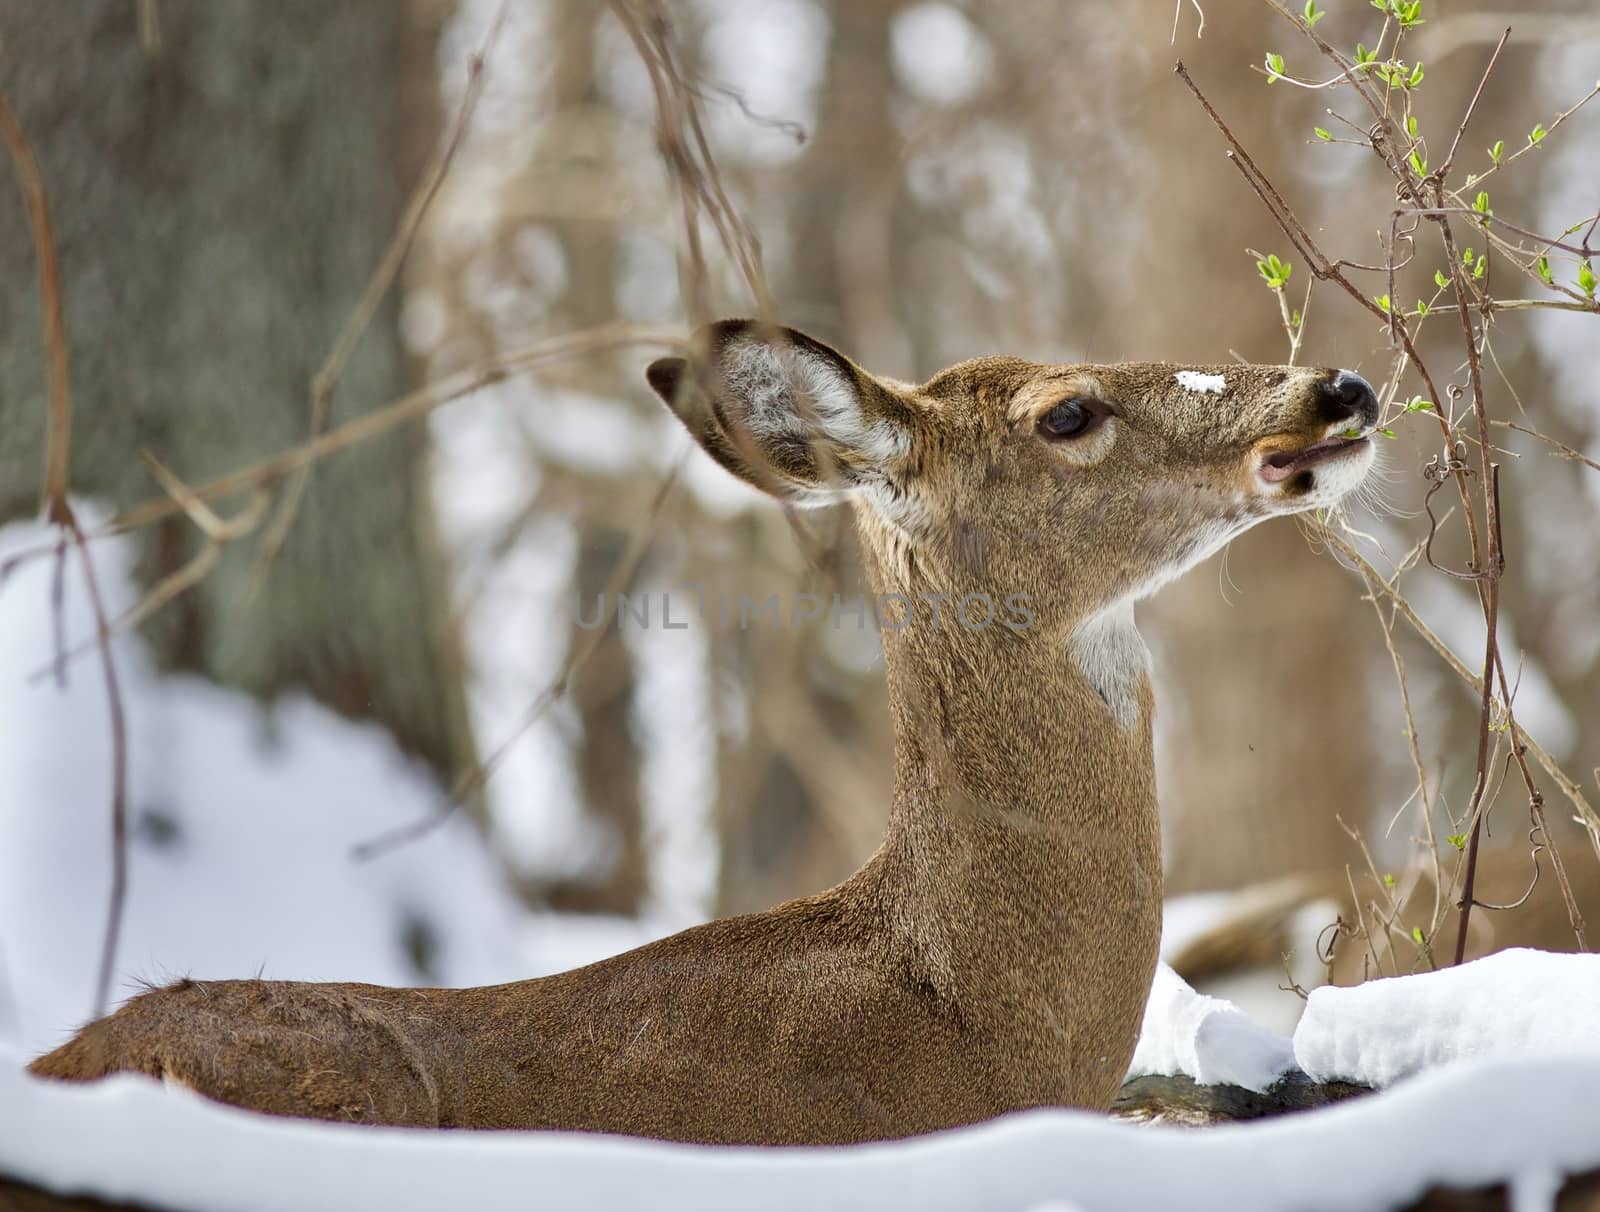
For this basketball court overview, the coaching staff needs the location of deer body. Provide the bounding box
[30,322,1378,1144]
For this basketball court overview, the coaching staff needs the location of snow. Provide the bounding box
[1173,370,1227,394]
[5,1044,1600,1212]
[1129,963,1294,1092]
[1159,884,1338,1035]
[1295,949,1600,1088]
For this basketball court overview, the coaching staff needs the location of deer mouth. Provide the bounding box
[1258,434,1370,484]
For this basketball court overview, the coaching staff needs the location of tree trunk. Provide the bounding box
[0,0,473,783]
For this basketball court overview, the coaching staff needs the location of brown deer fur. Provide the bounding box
[29,320,1378,1144]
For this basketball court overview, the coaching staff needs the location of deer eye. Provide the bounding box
[1037,398,1103,440]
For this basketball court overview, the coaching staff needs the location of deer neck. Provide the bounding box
[852,524,1164,1048]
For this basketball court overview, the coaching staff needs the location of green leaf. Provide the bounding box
[1489,139,1504,164]
[1377,426,1398,438]
[1303,0,1325,26]
[1408,148,1428,176]
[1537,255,1553,285]
[1405,396,1435,412]
[1411,926,1426,946]
[1472,190,1491,216]
[1446,833,1467,851]
[1375,292,1392,314]
[1314,126,1333,142]
[1530,123,1547,146]
[1462,246,1475,266]
[1382,873,1397,888]
[1406,114,1419,138]
[1355,42,1375,66]
[1256,253,1293,290]
[1580,260,1597,300]
[1434,268,1449,289]
[1473,254,1487,280]
[1265,52,1286,82]
[1415,299,1428,317]
[1408,61,1425,88]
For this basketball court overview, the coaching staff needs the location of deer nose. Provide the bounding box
[1317,370,1379,430]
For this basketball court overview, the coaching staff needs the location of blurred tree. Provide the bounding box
[0,1,476,785]
[525,1,650,915]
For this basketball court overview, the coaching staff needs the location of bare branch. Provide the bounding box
[0,94,73,525]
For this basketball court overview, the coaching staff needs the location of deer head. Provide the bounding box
[646,319,1377,651]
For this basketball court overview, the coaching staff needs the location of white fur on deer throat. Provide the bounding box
[1069,600,1150,731]
[726,338,909,465]
[1129,485,1253,599]
[1174,370,1227,394]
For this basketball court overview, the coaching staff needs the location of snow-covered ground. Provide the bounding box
[5,1046,1600,1212]
[1128,963,1294,1093]
[1297,948,1600,1087]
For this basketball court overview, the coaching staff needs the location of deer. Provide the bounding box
[26,319,1379,1145]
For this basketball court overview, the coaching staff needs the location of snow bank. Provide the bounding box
[1128,963,1294,1092]
[4,1044,1598,1212]
[1295,948,1600,1087]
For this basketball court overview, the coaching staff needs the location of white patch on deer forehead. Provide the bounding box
[1174,370,1227,394]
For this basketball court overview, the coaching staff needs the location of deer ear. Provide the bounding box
[645,320,908,505]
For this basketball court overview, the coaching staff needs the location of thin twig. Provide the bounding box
[29,458,271,681]
[0,327,684,574]
[1436,29,1510,183]
[1348,538,1445,940]
[2,92,132,1016]
[1496,420,1600,473]
[1442,81,1600,194]
[1323,530,1600,863]
[610,0,775,321]
[63,519,131,1019]
[1405,207,1598,258]
[1453,467,1502,965]
[0,94,73,524]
